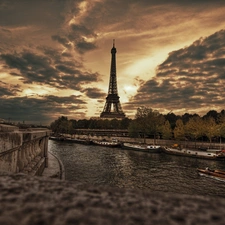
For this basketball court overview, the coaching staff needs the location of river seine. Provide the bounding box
[49,140,225,197]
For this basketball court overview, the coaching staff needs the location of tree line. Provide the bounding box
[50,116,132,134]
[50,107,225,143]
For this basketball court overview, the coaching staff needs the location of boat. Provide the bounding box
[64,137,91,145]
[163,147,225,160]
[122,142,162,153]
[49,136,65,141]
[197,168,225,182]
[49,136,91,145]
[91,140,121,147]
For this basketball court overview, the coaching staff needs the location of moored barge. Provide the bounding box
[163,147,225,160]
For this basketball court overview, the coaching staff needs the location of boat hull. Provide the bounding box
[64,138,91,145]
[163,147,225,160]
[49,136,91,144]
[91,140,121,148]
[198,169,225,182]
[122,143,162,153]
[49,136,65,141]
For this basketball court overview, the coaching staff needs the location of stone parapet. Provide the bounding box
[0,127,51,175]
[0,124,19,132]
[0,131,22,153]
[0,172,225,225]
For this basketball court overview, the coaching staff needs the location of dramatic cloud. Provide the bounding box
[129,30,225,115]
[82,87,106,99]
[75,39,97,54]
[1,0,225,123]
[51,35,73,50]
[0,95,86,124]
[0,81,20,96]
[1,50,101,90]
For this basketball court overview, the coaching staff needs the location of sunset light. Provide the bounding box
[1,1,225,124]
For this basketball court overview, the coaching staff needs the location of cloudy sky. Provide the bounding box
[1,0,225,125]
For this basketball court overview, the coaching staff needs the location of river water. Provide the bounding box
[49,140,225,197]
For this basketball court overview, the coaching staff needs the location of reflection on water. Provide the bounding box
[49,140,225,197]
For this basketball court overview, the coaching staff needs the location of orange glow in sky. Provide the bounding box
[1,0,225,124]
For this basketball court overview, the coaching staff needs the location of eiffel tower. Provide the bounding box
[100,40,126,119]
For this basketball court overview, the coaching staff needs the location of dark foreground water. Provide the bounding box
[49,140,225,197]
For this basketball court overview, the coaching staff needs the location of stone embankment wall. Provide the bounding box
[0,124,51,175]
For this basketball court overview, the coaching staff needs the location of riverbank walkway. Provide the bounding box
[42,151,65,180]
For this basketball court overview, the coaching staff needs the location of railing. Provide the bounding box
[0,125,50,175]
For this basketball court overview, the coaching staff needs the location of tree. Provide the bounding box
[203,117,219,144]
[173,119,185,141]
[185,116,204,147]
[164,112,180,129]
[120,117,132,129]
[181,113,199,124]
[67,120,73,135]
[96,119,110,129]
[203,110,219,122]
[133,106,151,142]
[129,106,165,143]
[76,119,90,129]
[110,119,120,129]
[70,119,77,129]
[161,120,172,140]
[127,120,140,138]
[50,116,70,134]
[216,114,225,141]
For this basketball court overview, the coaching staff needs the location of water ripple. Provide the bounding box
[49,140,225,197]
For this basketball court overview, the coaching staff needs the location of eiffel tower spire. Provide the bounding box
[100,40,125,119]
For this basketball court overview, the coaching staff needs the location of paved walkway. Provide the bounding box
[42,151,65,180]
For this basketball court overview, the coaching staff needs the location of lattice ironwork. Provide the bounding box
[100,40,126,119]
